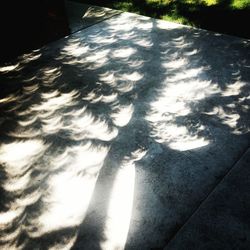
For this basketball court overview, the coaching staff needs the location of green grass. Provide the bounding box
[78,0,250,38]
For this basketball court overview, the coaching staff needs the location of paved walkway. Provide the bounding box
[0,1,249,249]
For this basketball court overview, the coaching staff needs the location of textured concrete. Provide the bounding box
[165,149,250,250]
[0,3,250,250]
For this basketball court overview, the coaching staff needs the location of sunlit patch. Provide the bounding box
[22,83,39,94]
[83,6,106,18]
[82,90,103,103]
[151,123,210,151]
[117,31,136,40]
[169,79,218,99]
[21,51,42,63]
[147,79,219,121]
[99,72,117,87]
[0,94,20,104]
[86,49,110,62]
[101,164,135,250]
[40,66,62,85]
[0,63,19,73]
[117,82,134,93]
[205,106,242,133]
[222,81,246,97]
[90,36,118,45]
[155,18,182,30]
[0,227,22,245]
[64,106,87,117]
[67,110,118,141]
[169,134,209,151]
[18,115,38,127]
[184,49,198,56]
[31,90,79,113]
[16,188,42,207]
[108,13,136,32]
[112,47,136,58]
[3,171,31,192]
[167,68,204,82]
[102,93,118,103]
[101,149,146,250]
[171,37,193,49]
[34,172,96,234]
[29,144,109,236]
[0,140,47,176]
[0,208,24,226]
[220,113,240,130]
[8,128,42,138]
[147,62,219,151]
[128,59,144,68]
[137,21,153,31]
[120,72,143,82]
[42,116,64,134]
[41,90,60,99]
[62,41,89,57]
[231,69,241,76]
[22,76,36,83]
[83,91,118,104]
[135,38,153,48]
[44,67,60,75]
[111,104,134,127]
[67,45,89,57]
[162,58,187,69]
[239,95,250,102]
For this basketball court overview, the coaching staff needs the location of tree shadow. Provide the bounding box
[0,9,249,250]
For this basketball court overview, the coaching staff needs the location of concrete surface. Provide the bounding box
[0,2,249,250]
[65,1,120,32]
[165,149,250,250]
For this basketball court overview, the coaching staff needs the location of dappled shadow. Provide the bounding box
[0,10,249,250]
[66,1,121,33]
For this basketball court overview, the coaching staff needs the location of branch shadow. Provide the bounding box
[0,9,249,250]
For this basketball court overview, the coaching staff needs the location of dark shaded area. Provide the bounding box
[1,0,70,63]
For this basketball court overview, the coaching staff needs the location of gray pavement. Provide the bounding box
[0,2,249,250]
[65,1,120,32]
[165,149,250,250]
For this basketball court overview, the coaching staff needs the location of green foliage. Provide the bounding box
[113,1,136,12]
[80,0,250,38]
[231,0,250,9]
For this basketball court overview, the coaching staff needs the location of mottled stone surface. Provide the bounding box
[0,3,249,250]
[165,149,250,250]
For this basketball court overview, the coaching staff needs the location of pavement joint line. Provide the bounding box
[68,10,122,35]
[164,145,250,249]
